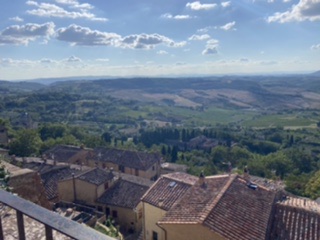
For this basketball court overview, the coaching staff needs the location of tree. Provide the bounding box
[9,129,42,157]
[305,170,320,199]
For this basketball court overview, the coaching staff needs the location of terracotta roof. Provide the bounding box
[96,179,149,209]
[269,196,320,239]
[159,175,276,240]
[159,175,231,224]
[77,168,114,186]
[141,173,197,211]
[93,147,161,171]
[44,145,84,163]
[204,177,276,240]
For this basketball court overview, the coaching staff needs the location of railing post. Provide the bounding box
[45,224,53,240]
[16,210,25,240]
[0,214,4,240]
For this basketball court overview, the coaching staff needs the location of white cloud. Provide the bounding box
[188,34,210,41]
[56,24,187,49]
[95,58,110,62]
[268,0,320,23]
[197,26,213,33]
[40,58,57,64]
[186,1,217,10]
[9,16,24,22]
[239,58,250,62]
[157,50,169,55]
[311,44,320,50]
[202,39,219,55]
[220,21,236,31]
[161,13,193,20]
[120,33,187,49]
[56,24,121,46]
[65,55,81,62]
[55,0,94,10]
[26,0,107,21]
[221,1,231,7]
[0,22,55,45]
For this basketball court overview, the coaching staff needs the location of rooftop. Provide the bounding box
[77,168,115,186]
[44,145,86,163]
[269,195,320,239]
[41,166,82,201]
[97,179,150,209]
[141,172,197,211]
[92,147,161,171]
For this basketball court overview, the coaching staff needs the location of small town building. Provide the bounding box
[142,172,320,240]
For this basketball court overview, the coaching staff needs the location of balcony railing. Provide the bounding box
[0,189,115,240]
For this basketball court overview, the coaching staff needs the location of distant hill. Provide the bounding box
[311,70,320,76]
[0,80,45,95]
[2,74,320,110]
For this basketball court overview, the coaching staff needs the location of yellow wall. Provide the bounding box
[58,178,74,202]
[143,202,167,240]
[95,203,142,233]
[58,178,105,205]
[162,224,226,240]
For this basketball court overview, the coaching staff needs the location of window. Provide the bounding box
[97,206,103,212]
[105,207,110,216]
[104,182,109,190]
[112,210,118,218]
[135,168,139,176]
[152,231,158,240]
[119,165,125,173]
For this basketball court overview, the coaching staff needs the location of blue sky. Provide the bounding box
[0,0,319,80]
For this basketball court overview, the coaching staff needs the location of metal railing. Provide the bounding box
[0,189,115,240]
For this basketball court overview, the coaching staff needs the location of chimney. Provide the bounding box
[199,171,205,187]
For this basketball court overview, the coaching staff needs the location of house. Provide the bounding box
[0,125,8,146]
[141,172,198,240]
[87,147,162,181]
[96,176,151,233]
[43,144,89,165]
[2,161,51,209]
[11,157,84,203]
[142,172,320,240]
[58,167,152,236]
[58,168,115,207]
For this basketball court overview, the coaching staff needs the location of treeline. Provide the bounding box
[3,119,320,199]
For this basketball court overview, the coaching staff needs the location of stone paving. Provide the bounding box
[1,205,72,240]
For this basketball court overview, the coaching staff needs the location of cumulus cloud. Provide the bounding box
[157,50,169,55]
[56,24,187,49]
[65,55,81,62]
[120,33,187,49]
[161,13,193,20]
[311,44,320,50]
[186,1,217,10]
[0,22,55,45]
[95,58,110,62]
[26,0,107,21]
[220,21,236,31]
[202,39,219,55]
[268,0,320,23]
[9,16,24,22]
[188,34,210,41]
[221,1,231,7]
[197,26,213,33]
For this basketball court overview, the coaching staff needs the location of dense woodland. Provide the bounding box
[2,75,320,199]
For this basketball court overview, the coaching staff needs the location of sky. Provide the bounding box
[0,0,319,80]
